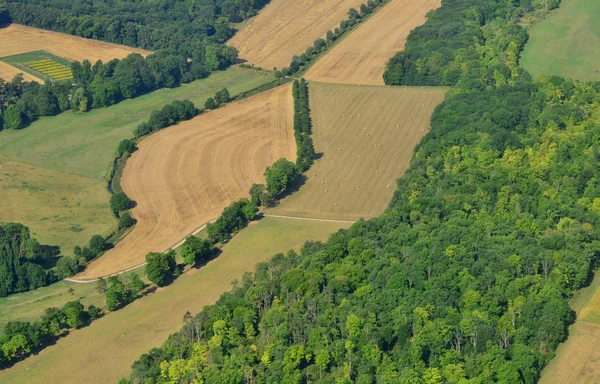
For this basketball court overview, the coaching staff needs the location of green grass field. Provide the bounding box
[0,217,349,384]
[521,0,600,81]
[0,155,116,253]
[0,50,72,82]
[0,66,275,179]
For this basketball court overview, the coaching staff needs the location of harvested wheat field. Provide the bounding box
[305,0,441,85]
[77,84,295,279]
[0,60,41,82]
[0,24,150,64]
[269,82,446,221]
[229,0,366,70]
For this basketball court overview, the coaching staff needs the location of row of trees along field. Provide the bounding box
[0,300,101,367]
[280,0,386,77]
[2,0,269,51]
[0,220,126,297]
[292,79,316,172]
[124,0,600,383]
[0,45,234,131]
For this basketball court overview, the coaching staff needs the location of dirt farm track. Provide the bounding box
[77,84,296,279]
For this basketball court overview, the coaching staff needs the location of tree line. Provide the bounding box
[0,47,234,131]
[124,0,600,382]
[134,99,198,138]
[0,299,101,367]
[292,79,316,172]
[2,0,269,51]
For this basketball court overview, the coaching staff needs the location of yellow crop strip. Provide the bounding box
[24,59,72,80]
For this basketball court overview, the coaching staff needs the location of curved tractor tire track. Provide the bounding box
[77,84,296,279]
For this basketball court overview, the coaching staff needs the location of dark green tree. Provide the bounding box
[145,251,176,287]
[110,192,132,216]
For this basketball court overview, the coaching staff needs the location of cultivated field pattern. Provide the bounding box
[25,59,72,80]
[305,0,441,85]
[269,82,447,221]
[0,24,150,81]
[229,0,366,70]
[77,84,296,279]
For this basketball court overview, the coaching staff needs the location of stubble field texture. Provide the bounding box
[0,217,349,384]
[228,0,367,70]
[520,0,600,82]
[76,84,296,279]
[304,0,442,85]
[269,82,447,221]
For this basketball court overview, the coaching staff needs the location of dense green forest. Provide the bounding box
[123,0,600,383]
[2,0,269,50]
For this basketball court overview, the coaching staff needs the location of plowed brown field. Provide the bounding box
[305,0,441,85]
[228,0,366,70]
[268,82,447,221]
[77,84,295,279]
[0,24,150,65]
